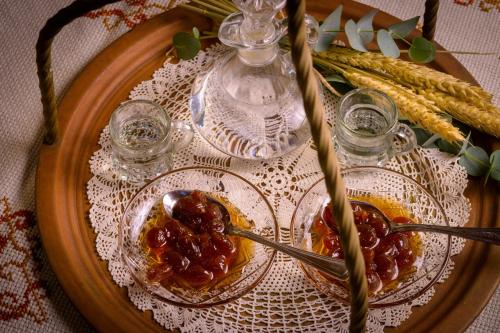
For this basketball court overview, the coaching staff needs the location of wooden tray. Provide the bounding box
[36,1,499,332]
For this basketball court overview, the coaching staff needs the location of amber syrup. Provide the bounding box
[311,196,423,296]
[140,194,255,292]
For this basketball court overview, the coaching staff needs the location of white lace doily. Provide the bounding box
[87,44,470,332]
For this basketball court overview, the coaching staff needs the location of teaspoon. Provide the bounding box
[163,190,349,280]
[323,200,500,245]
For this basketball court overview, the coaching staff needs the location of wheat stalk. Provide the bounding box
[417,89,500,137]
[342,69,464,142]
[321,47,493,106]
[314,68,342,97]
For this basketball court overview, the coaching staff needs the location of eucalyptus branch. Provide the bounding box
[172,0,500,181]
[399,50,497,56]
[390,31,413,47]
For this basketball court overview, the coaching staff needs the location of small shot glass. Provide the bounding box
[109,99,194,185]
[333,88,416,167]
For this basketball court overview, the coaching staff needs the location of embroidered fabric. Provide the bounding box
[87,44,470,332]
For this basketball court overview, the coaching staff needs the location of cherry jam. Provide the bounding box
[312,199,422,295]
[143,191,249,289]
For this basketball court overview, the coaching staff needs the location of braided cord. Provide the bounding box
[36,0,120,144]
[285,0,368,332]
[423,0,440,41]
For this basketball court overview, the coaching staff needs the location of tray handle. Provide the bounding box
[36,0,120,145]
[423,0,439,41]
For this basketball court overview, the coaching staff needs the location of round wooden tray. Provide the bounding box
[36,1,499,332]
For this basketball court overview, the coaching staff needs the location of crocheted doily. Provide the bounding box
[87,44,470,332]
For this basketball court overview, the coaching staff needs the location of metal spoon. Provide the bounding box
[163,190,349,280]
[325,200,500,245]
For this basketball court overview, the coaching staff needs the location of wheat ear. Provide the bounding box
[321,47,493,105]
[417,89,500,137]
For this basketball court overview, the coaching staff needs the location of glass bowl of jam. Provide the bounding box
[290,167,451,307]
[119,167,278,308]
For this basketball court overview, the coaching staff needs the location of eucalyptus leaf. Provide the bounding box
[329,80,354,95]
[315,5,343,52]
[437,139,460,155]
[376,29,400,58]
[409,37,436,63]
[388,16,419,39]
[173,31,201,60]
[422,133,440,148]
[440,113,454,123]
[192,27,200,39]
[325,74,348,84]
[411,127,433,146]
[489,150,500,181]
[345,20,368,52]
[458,132,472,156]
[450,119,472,134]
[358,9,378,45]
[459,146,490,177]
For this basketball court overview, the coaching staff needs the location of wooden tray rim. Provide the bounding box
[36,2,500,332]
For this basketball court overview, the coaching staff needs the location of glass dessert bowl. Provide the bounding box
[119,167,278,308]
[290,167,451,308]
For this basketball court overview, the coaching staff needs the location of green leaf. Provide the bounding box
[441,113,453,123]
[329,80,354,95]
[315,5,343,52]
[173,31,201,60]
[409,37,436,63]
[388,16,419,39]
[489,150,500,181]
[325,74,348,84]
[192,27,200,39]
[422,133,440,148]
[411,126,433,146]
[376,29,400,58]
[357,9,378,45]
[345,19,368,52]
[458,132,472,156]
[459,146,490,177]
[437,139,460,155]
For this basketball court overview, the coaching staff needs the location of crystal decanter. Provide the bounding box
[190,0,319,159]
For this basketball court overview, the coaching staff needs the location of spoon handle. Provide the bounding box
[229,226,349,280]
[391,224,500,245]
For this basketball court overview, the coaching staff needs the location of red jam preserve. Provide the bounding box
[143,191,247,289]
[312,199,422,295]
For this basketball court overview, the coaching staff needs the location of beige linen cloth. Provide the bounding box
[0,0,497,332]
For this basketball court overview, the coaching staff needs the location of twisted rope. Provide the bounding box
[36,0,120,144]
[285,1,368,332]
[423,0,439,41]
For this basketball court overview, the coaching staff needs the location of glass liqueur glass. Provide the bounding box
[190,0,320,160]
[333,88,416,167]
[109,100,193,184]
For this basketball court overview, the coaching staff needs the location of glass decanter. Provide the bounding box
[190,0,319,159]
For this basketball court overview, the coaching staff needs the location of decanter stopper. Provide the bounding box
[218,0,287,66]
